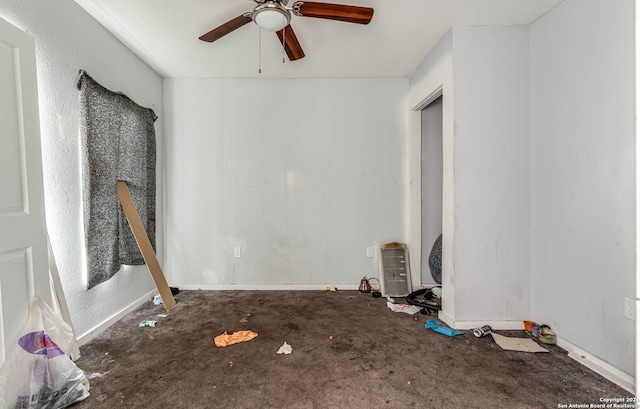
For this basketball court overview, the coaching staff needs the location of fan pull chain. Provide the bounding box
[282,26,286,64]
[258,27,262,74]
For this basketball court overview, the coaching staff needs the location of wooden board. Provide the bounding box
[117,181,175,310]
[48,232,81,360]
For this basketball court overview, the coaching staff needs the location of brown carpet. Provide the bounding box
[72,290,631,408]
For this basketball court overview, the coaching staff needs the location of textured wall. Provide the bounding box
[0,0,163,337]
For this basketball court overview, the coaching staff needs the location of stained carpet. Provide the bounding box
[72,290,632,408]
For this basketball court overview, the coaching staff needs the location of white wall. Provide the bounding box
[452,26,531,322]
[530,0,635,375]
[408,32,456,316]
[163,79,408,288]
[0,0,163,338]
[408,27,530,326]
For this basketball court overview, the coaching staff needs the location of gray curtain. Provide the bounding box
[78,71,157,289]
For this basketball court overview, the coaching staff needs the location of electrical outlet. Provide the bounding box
[366,247,374,258]
[233,247,242,258]
[623,297,635,320]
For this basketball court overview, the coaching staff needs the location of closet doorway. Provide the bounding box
[420,95,443,285]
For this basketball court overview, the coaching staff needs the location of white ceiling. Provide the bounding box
[74,0,562,79]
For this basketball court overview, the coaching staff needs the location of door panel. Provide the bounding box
[0,17,51,365]
[0,248,34,361]
[0,42,25,212]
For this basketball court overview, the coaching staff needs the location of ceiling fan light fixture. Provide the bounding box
[253,3,291,32]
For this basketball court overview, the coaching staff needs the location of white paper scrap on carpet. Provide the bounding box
[386,302,422,315]
[491,333,548,353]
[277,341,292,355]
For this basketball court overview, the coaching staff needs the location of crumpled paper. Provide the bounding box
[214,330,258,347]
[276,341,292,355]
[386,301,422,315]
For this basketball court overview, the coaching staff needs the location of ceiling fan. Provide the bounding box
[199,0,374,61]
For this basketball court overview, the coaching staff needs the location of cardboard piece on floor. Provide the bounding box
[491,333,548,353]
[117,181,176,311]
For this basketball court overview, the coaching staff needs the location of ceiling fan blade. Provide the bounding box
[199,14,252,42]
[276,25,305,61]
[292,2,374,25]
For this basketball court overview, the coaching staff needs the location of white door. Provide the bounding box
[0,17,51,365]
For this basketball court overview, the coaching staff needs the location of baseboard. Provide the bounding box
[174,284,359,291]
[432,315,635,392]
[557,336,635,393]
[76,289,156,347]
[452,320,525,331]
[437,310,456,328]
[435,313,524,331]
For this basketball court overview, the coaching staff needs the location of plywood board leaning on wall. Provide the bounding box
[117,181,176,310]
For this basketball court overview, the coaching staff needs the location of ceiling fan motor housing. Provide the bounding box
[253,0,290,5]
[252,1,291,31]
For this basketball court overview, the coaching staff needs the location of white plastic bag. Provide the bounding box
[0,297,90,409]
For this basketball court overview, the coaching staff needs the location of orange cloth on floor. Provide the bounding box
[214,330,258,347]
